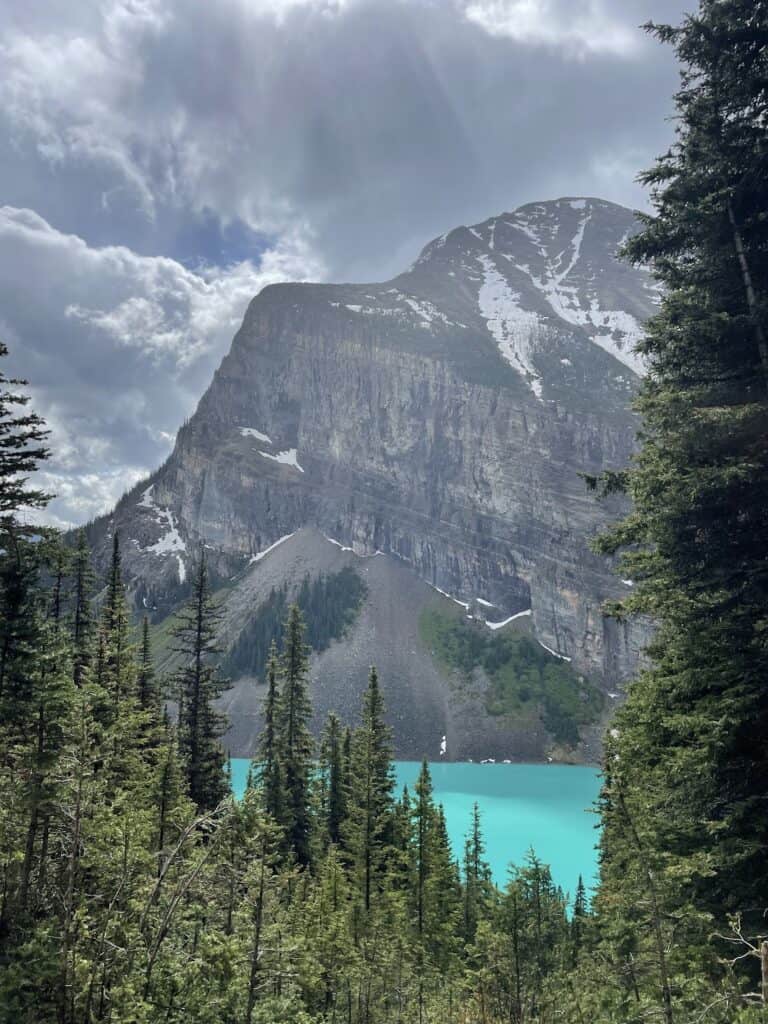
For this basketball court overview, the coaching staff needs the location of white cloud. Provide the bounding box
[463,0,641,57]
[0,205,322,527]
[0,0,682,279]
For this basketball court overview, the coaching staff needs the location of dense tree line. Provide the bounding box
[0,374,577,1020]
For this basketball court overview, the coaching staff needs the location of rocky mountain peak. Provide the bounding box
[408,197,659,390]
[88,196,655,758]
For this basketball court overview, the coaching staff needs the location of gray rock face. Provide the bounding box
[95,197,654,692]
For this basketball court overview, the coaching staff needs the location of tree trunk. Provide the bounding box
[245,838,267,1024]
[618,791,674,1024]
[727,198,768,390]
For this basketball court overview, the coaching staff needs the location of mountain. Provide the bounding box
[88,197,657,760]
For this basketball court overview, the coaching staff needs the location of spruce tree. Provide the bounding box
[571,874,587,961]
[278,604,313,866]
[99,533,135,718]
[414,759,433,941]
[137,615,156,712]
[463,802,492,942]
[345,667,395,910]
[259,641,285,825]
[0,340,52,707]
[173,547,230,810]
[321,711,346,848]
[0,342,50,529]
[70,529,94,688]
[591,1,768,940]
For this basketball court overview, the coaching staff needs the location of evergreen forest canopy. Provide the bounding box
[1,2,768,1020]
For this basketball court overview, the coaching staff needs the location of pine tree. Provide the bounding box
[0,342,54,705]
[259,641,285,826]
[571,874,587,960]
[463,802,492,942]
[345,667,395,910]
[278,605,313,866]
[0,342,50,530]
[321,712,346,848]
[413,759,433,942]
[589,2,768,948]
[173,547,230,810]
[137,615,156,712]
[152,713,188,869]
[0,530,43,713]
[70,529,94,688]
[99,532,135,718]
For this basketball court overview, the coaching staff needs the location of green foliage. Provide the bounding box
[570,6,768,1021]
[596,0,768,916]
[0,341,50,528]
[420,607,604,746]
[318,712,346,848]
[343,667,395,911]
[225,567,367,680]
[172,547,230,811]
[278,605,314,866]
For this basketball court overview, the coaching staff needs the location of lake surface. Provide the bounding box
[229,759,601,899]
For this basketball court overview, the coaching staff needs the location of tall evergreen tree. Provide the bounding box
[345,667,395,910]
[463,802,492,942]
[278,605,313,866]
[173,547,230,810]
[99,533,135,718]
[259,641,284,826]
[321,711,346,848]
[70,529,94,688]
[0,345,51,708]
[570,874,587,961]
[589,1,768,940]
[0,342,50,530]
[137,615,157,712]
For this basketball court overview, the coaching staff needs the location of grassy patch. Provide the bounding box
[419,607,604,747]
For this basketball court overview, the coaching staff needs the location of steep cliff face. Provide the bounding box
[93,197,655,753]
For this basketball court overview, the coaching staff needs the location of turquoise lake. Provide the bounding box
[229,759,601,899]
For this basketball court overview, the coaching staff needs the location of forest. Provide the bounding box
[1,3,767,1021]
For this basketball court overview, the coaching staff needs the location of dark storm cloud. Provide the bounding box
[0,0,692,524]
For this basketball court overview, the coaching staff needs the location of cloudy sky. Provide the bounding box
[1,0,690,527]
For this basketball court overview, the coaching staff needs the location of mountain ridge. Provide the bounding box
[87,195,655,758]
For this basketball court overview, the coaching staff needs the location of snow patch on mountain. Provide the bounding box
[476,254,545,399]
[240,426,272,444]
[136,484,187,582]
[485,609,532,630]
[147,508,186,582]
[138,484,156,509]
[324,535,355,552]
[587,307,646,375]
[403,295,451,326]
[491,203,648,376]
[538,640,572,662]
[427,581,470,610]
[340,290,465,331]
[258,448,304,473]
[249,533,295,564]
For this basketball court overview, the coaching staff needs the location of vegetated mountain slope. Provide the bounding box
[88,197,656,758]
[149,527,610,761]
